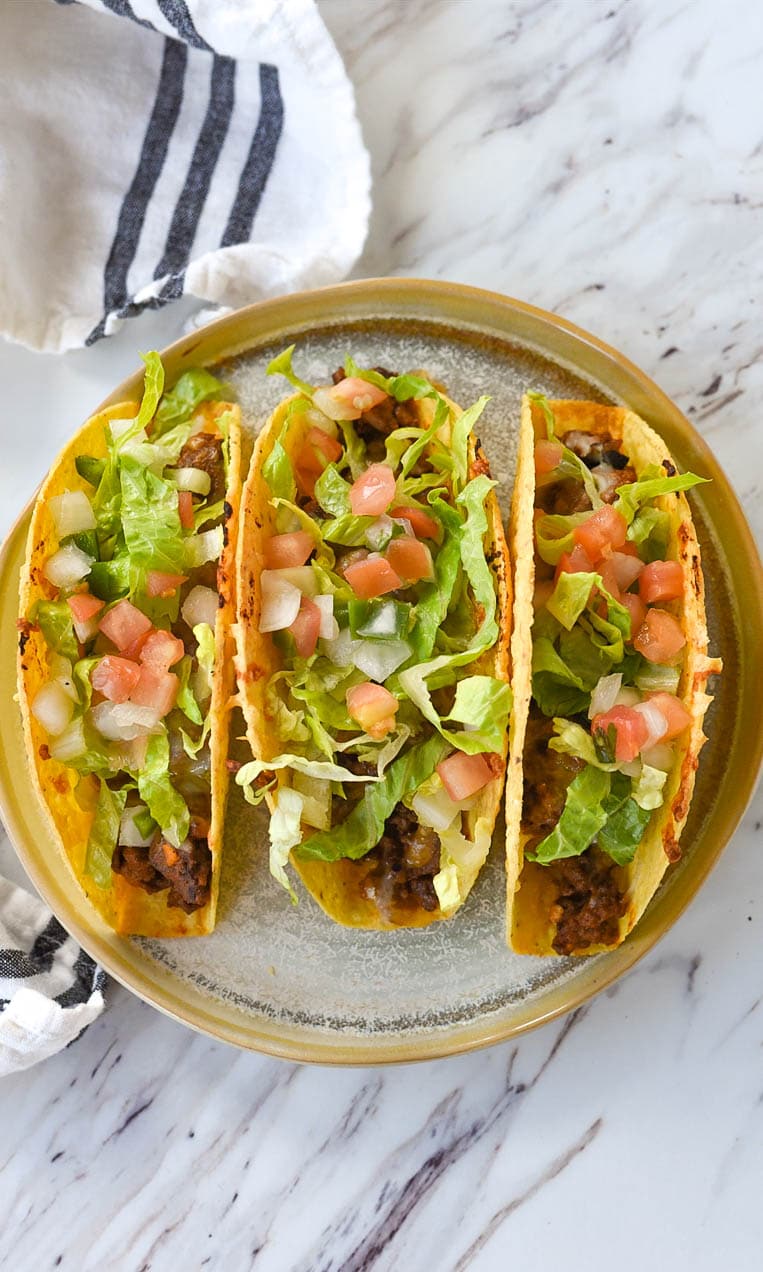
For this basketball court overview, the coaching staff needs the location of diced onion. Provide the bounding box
[303,407,337,435]
[412,786,463,833]
[43,543,93,588]
[47,655,78,702]
[641,742,674,772]
[119,805,154,848]
[31,681,75,736]
[588,673,622,720]
[266,566,318,597]
[614,687,640,708]
[365,515,394,551]
[91,702,161,741]
[390,516,414,538]
[259,572,301,633]
[313,594,338,640]
[48,718,86,763]
[169,467,212,495]
[48,490,96,539]
[323,626,355,667]
[632,701,668,751]
[181,585,218,630]
[292,773,332,830]
[353,638,411,682]
[312,385,358,421]
[185,526,223,568]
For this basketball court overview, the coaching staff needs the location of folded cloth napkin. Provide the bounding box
[0,0,370,351]
[0,877,105,1076]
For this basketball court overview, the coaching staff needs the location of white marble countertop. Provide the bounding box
[1,0,761,1268]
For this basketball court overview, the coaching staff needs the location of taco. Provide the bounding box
[234,349,512,929]
[17,355,241,937]
[506,394,721,956]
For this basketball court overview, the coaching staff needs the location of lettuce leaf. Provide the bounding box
[314,463,352,515]
[262,423,296,503]
[631,763,668,811]
[236,753,379,805]
[399,662,511,754]
[535,512,593,566]
[598,773,652,865]
[119,455,186,578]
[531,637,590,717]
[320,513,375,547]
[433,815,492,914]
[406,496,463,662]
[294,735,449,863]
[456,474,499,648]
[451,397,489,491]
[614,466,709,525]
[84,780,127,888]
[137,733,189,849]
[32,600,79,662]
[525,765,610,863]
[154,368,224,431]
[548,719,620,771]
[268,785,303,901]
[117,351,165,450]
[266,345,314,396]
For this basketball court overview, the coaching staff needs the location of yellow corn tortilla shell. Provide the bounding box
[506,397,721,955]
[17,398,241,937]
[235,388,512,929]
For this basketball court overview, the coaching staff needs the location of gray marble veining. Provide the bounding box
[0,0,761,1268]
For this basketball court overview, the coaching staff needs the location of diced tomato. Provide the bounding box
[140,629,185,671]
[91,655,141,704]
[597,558,622,601]
[288,595,321,659]
[349,464,396,516]
[264,532,314,570]
[130,665,179,716]
[295,465,317,498]
[633,609,686,664]
[67,593,104,625]
[534,439,564,475]
[67,592,105,642]
[646,692,691,741]
[620,592,647,635]
[591,706,650,763]
[555,543,595,581]
[328,377,389,419]
[346,683,399,739]
[299,427,344,475]
[573,506,628,563]
[437,751,498,801]
[146,570,188,598]
[639,560,684,604]
[343,555,401,599]
[618,540,641,558]
[389,505,440,540]
[608,550,644,591]
[385,536,433,584]
[121,629,153,661]
[177,490,194,530]
[99,600,152,652]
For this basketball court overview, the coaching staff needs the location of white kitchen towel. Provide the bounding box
[0,878,105,1076]
[0,0,370,352]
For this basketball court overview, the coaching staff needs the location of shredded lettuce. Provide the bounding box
[119,455,186,579]
[32,600,79,662]
[535,511,592,566]
[614,466,709,525]
[398,662,511,754]
[631,763,668,811]
[406,497,462,662]
[262,423,296,502]
[434,816,492,914]
[84,780,127,887]
[319,513,375,547]
[531,638,590,718]
[154,368,224,431]
[268,785,303,902]
[597,774,653,865]
[117,352,165,451]
[314,464,352,516]
[266,345,314,396]
[525,765,610,863]
[237,753,379,805]
[137,733,189,849]
[451,397,489,491]
[549,719,620,771]
[294,735,449,863]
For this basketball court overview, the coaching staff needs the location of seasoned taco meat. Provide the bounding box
[176,433,226,504]
[359,802,441,917]
[112,844,168,894]
[332,365,419,446]
[537,431,637,515]
[521,709,585,836]
[549,850,627,955]
[148,832,212,913]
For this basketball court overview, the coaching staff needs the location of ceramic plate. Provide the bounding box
[1,280,760,1064]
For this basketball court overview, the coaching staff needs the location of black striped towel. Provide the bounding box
[1,0,370,351]
[0,878,105,1075]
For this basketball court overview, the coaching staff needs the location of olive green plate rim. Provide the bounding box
[1,277,761,1065]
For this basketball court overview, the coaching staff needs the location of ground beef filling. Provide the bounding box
[549,851,627,956]
[331,366,420,457]
[175,433,227,505]
[112,825,212,913]
[521,710,626,954]
[358,802,442,918]
[537,430,637,515]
